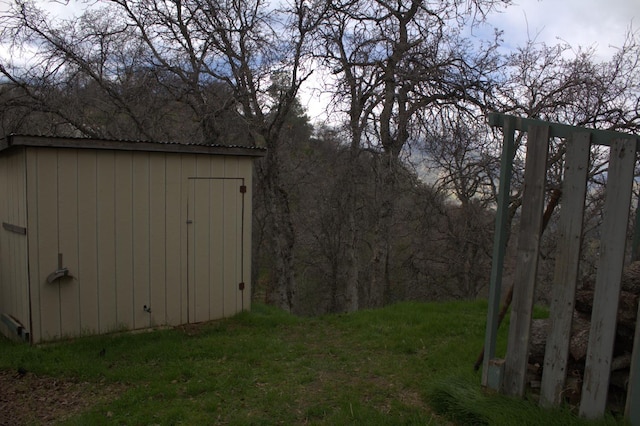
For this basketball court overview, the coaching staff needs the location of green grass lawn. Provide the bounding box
[0,301,623,425]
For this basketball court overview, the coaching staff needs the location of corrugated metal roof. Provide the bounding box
[1,134,267,157]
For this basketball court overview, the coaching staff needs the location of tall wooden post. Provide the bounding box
[539,132,590,407]
[502,124,549,397]
[580,139,636,418]
[481,118,515,388]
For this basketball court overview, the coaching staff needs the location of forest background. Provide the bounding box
[1,0,640,315]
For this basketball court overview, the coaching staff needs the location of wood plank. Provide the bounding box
[0,156,11,338]
[580,138,636,419]
[631,191,640,261]
[540,132,590,407]
[209,157,225,319]
[132,153,150,330]
[35,149,62,341]
[77,150,99,335]
[482,119,516,387]
[57,149,81,338]
[503,124,549,396]
[191,178,211,322]
[8,155,18,327]
[96,151,117,333]
[488,112,640,149]
[181,155,196,324]
[240,159,252,312]
[191,155,212,323]
[0,155,12,333]
[187,178,196,323]
[164,155,182,325]
[25,149,42,343]
[114,151,134,329]
[223,159,241,315]
[149,153,167,327]
[210,177,225,319]
[13,152,29,337]
[3,223,27,234]
[7,155,17,326]
[10,152,27,329]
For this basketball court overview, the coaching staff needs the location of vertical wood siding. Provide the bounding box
[77,150,100,335]
[224,159,243,314]
[210,177,225,320]
[149,153,167,327]
[32,150,62,341]
[0,149,30,340]
[164,154,183,326]
[25,149,41,342]
[187,155,248,323]
[20,147,253,342]
[114,151,134,330]
[96,151,117,333]
[180,155,196,325]
[57,150,81,337]
[239,159,253,311]
[132,153,150,330]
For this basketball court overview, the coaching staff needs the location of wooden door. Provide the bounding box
[187,178,245,323]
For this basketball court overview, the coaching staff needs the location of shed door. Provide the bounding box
[187,178,245,323]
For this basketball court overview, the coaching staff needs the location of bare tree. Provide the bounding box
[316,0,508,308]
[421,116,497,297]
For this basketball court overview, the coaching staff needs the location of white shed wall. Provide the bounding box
[0,149,30,340]
[20,147,252,343]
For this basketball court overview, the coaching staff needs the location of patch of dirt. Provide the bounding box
[174,322,206,336]
[0,369,125,425]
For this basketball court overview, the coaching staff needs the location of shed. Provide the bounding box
[0,135,265,343]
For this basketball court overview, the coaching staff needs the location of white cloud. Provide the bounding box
[486,0,639,59]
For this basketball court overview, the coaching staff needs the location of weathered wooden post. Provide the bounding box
[502,124,549,397]
[482,115,516,389]
[539,132,590,407]
[579,139,636,418]
[484,112,640,421]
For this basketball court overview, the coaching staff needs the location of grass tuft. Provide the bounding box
[427,375,622,426]
[427,377,490,425]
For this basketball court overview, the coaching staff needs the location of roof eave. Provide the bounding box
[3,134,267,157]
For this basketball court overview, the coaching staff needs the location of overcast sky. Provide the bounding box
[2,0,637,53]
[3,0,636,61]
[484,0,639,59]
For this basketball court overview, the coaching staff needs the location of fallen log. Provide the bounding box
[569,313,591,362]
[575,290,638,330]
[528,312,592,365]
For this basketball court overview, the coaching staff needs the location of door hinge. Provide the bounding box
[239,282,245,290]
[240,185,247,193]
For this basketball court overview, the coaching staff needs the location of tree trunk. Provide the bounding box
[343,185,360,312]
[368,154,397,308]
[343,125,363,312]
[261,144,297,312]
